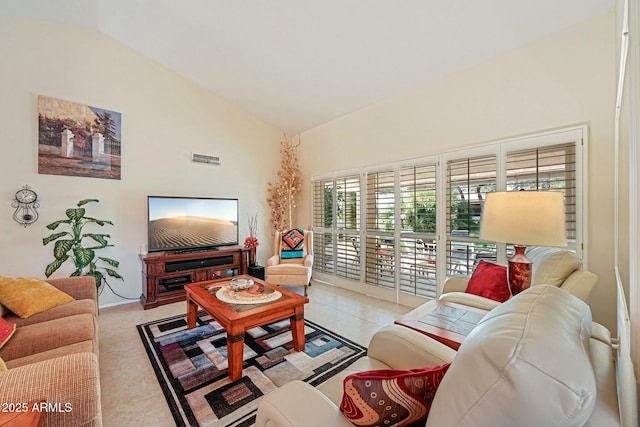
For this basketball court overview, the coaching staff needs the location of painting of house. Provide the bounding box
[38,95,121,180]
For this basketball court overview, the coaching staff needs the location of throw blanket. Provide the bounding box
[281,228,305,259]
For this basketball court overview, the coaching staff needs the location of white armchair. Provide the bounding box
[439,247,598,310]
[266,229,313,296]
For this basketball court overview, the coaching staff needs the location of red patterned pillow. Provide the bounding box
[0,317,16,350]
[340,363,450,427]
[465,260,511,302]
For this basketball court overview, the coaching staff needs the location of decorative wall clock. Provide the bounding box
[12,185,39,227]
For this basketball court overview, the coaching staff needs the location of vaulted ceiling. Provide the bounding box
[0,0,614,133]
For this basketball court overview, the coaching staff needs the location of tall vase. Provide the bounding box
[249,247,256,267]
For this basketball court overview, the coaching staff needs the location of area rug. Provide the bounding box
[137,311,367,427]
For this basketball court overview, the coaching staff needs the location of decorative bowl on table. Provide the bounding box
[229,277,254,292]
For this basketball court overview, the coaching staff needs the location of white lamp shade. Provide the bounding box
[480,191,567,247]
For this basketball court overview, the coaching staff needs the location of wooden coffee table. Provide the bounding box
[185,275,309,381]
[0,401,45,427]
[395,299,489,350]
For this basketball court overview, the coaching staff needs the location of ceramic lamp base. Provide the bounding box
[508,245,532,295]
[249,247,256,267]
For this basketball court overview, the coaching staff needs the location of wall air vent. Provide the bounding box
[192,153,220,165]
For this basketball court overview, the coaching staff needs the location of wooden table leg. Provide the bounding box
[290,309,306,352]
[186,298,198,329]
[227,331,245,381]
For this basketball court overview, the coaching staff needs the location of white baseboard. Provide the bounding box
[98,299,140,309]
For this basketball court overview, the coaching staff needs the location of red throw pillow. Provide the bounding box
[340,363,450,427]
[0,317,16,350]
[465,260,511,302]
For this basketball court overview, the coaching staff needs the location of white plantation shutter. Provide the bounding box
[313,231,334,274]
[312,175,361,278]
[399,164,438,298]
[312,179,334,274]
[446,155,497,275]
[335,176,360,230]
[312,126,585,304]
[506,143,577,245]
[364,235,395,289]
[335,175,361,280]
[313,179,333,229]
[366,170,395,232]
[365,170,395,289]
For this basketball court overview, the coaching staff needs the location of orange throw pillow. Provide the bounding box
[0,278,74,318]
[465,260,511,302]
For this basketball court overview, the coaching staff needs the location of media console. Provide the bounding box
[140,246,249,309]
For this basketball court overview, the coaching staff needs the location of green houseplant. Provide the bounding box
[43,198,123,289]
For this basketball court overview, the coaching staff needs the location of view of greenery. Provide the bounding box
[326,187,489,236]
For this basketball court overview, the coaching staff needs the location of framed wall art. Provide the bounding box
[38,95,122,180]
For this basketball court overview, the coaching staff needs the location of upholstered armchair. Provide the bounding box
[266,229,313,296]
[439,247,598,311]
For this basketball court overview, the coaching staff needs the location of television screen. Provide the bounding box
[147,196,239,253]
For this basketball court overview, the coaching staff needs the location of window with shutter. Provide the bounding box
[335,176,361,280]
[312,179,334,274]
[313,179,334,229]
[313,231,335,275]
[446,155,497,275]
[399,164,438,298]
[311,126,585,306]
[312,176,361,278]
[365,170,395,289]
[506,143,577,247]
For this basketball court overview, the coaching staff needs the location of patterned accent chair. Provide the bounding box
[266,229,313,296]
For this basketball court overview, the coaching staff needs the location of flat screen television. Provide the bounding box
[147,196,239,253]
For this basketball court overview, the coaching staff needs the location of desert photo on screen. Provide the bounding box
[149,216,237,250]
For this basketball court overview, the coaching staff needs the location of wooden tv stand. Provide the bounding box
[140,246,249,309]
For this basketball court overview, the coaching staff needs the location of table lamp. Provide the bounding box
[480,191,567,295]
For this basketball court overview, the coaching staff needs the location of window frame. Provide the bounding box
[311,170,365,290]
[310,125,587,306]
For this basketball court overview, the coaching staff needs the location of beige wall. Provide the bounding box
[0,12,619,329]
[0,15,283,307]
[298,13,618,329]
[615,0,640,370]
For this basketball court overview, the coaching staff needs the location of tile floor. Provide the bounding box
[98,280,412,427]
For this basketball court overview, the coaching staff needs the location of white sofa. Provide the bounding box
[255,285,637,427]
[439,247,598,311]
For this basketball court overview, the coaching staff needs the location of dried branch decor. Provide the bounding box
[267,136,302,231]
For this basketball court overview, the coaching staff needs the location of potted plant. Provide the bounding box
[43,198,123,290]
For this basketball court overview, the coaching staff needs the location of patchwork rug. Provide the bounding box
[137,311,367,427]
